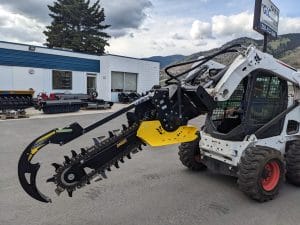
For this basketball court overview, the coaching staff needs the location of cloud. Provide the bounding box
[150,41,163,51]
[107,15,215,57]
[190,20,212,39]
[163,41,176,48]
[0,0,53,23]
[103,0,152,37]
[171,33,186,40]
[189,11,259,39]
[279,17,300,34]
[0,0,153,38]
[0,6,45,44]
[209,11,300,38]
[1,1,300,58]
[212,11,253,37]
[193,40,208,47]
[108,29,128,38]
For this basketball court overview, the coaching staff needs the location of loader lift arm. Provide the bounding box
[18,45,241,203]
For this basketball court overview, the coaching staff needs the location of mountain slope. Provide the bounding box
[280,47,300,68]
[183,33,300,64]
[143,55,185,68]
[159,33,300,82]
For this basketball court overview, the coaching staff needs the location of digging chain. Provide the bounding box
[48,123,144,197]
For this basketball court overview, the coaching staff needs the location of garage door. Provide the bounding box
[111,71,137,102]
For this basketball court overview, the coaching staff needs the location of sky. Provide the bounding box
[0,0,299,57]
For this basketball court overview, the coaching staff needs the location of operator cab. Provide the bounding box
[204,69,288,141]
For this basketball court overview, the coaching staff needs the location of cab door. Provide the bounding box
[245,70,288,138]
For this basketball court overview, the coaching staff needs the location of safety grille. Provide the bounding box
[249,75,284,124]
[211,81,245,122]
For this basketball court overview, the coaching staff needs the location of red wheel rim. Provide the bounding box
[261,161,280,191]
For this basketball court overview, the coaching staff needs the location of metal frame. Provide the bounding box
[199,45,300,169]
[212,46,300,101]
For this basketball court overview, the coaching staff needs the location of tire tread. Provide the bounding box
[178,135,206,171]
[237,146,284,202]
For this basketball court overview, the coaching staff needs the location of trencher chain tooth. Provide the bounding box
[51,123,143,197]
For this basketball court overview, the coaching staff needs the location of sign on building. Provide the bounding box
[253,0,280,38]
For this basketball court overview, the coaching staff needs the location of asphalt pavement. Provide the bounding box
[0,112,299,225]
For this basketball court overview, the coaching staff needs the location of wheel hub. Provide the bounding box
[261,161,280,192]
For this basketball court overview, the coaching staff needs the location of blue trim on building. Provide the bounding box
[0,48,100,72]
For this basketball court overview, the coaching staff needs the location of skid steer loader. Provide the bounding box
[18,44,300,203]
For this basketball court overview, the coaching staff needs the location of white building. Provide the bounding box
[0,41,160,102]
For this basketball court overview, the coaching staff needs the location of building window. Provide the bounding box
[124,73,138,92]
[52,70,72,90]
[111,71,124,92]
[111,71,137,92]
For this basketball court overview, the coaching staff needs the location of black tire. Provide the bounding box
[237,146,284,202]
[89,90,98,99]
[178,135,206,171]
[286,141,300,186]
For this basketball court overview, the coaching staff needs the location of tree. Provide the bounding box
[44,0,110,55]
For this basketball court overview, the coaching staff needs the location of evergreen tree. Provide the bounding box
[44,0,110,55]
